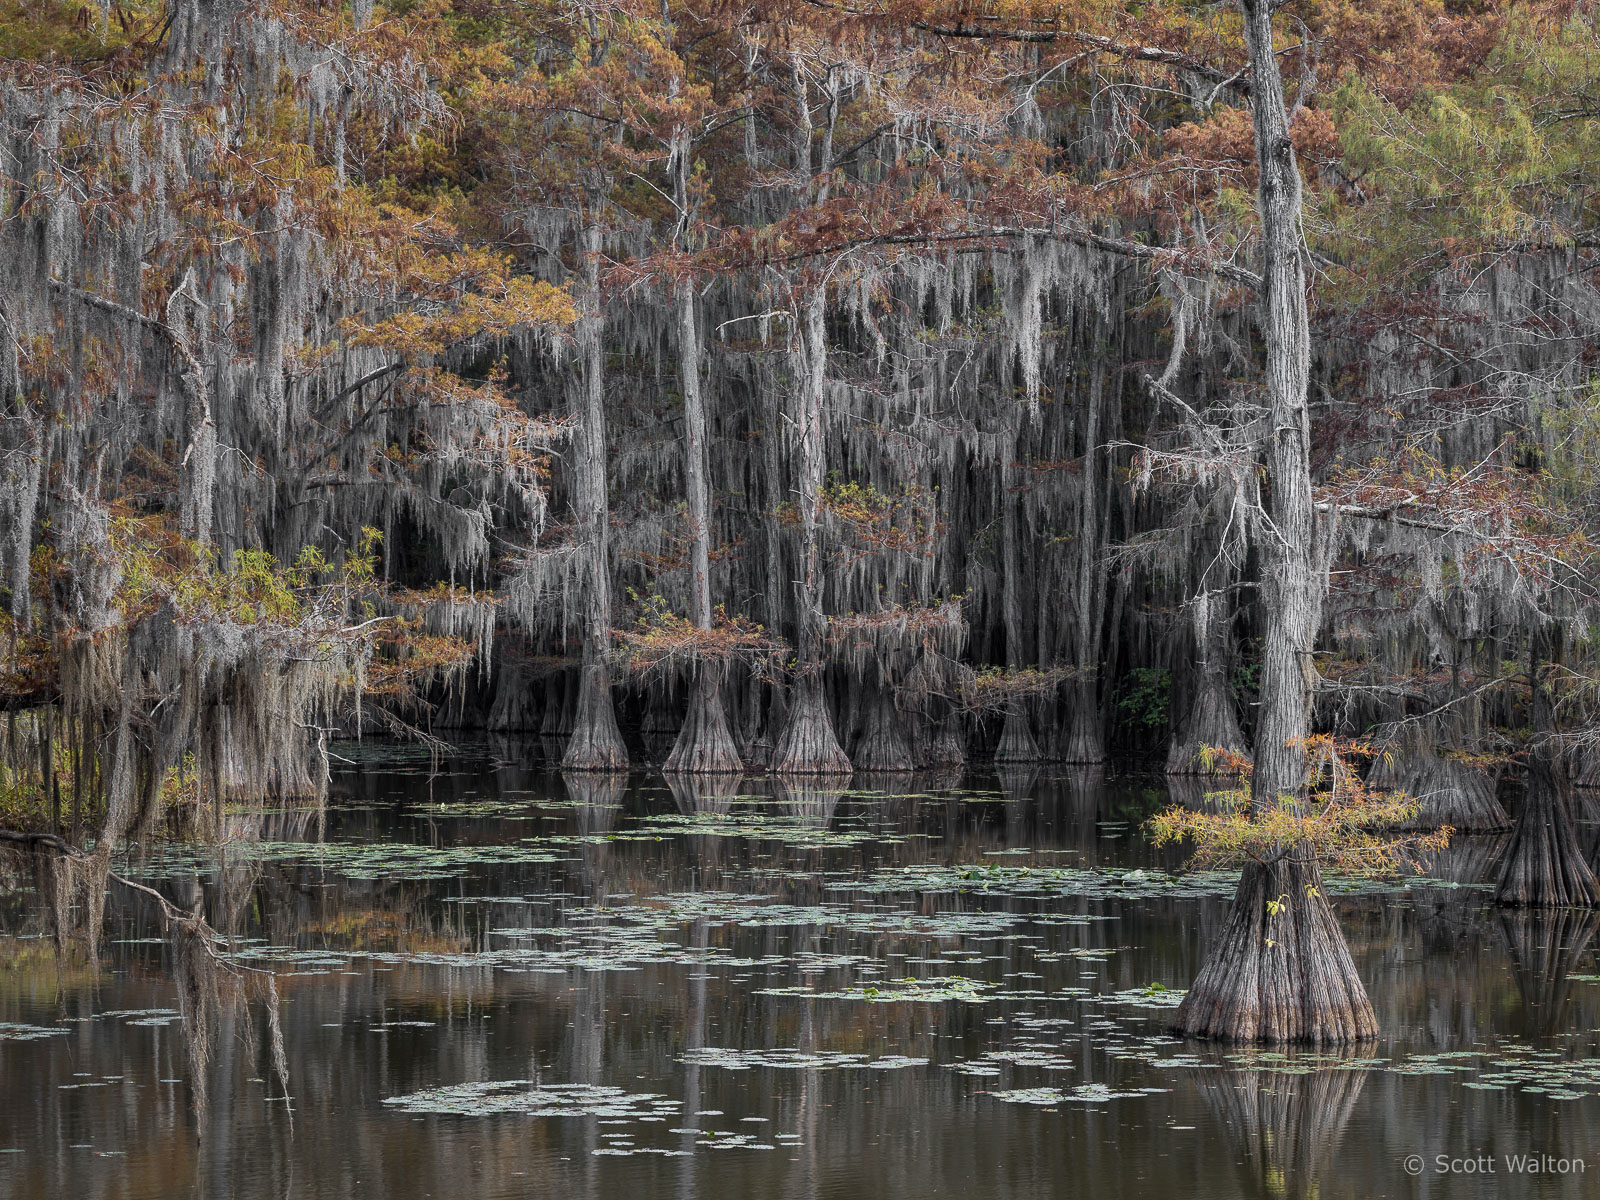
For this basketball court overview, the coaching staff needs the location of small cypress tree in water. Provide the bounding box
[1151,739,1447,1042]
[1162,0,1389,1044]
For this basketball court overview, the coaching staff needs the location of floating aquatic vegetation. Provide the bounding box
[250,840,575,880]
[92,1008,183,1024]
[123,839,574,885]
[228,948,352,969]
[0,1023,70,1042]
[592,1146,694,1157]
[839,863,1445,902]
[949,1062,1004,1077]
[383,1078,801,1157]
[383,1081,681,1119]
[791,952,878,971]
[693,1132,779,1151]
[1385,1047,1600,1098]
[1033,947,1118,963]
[599,891,1025,938]
[680,1048,928,1070]
[404,800,540,819]
[756,976,1043,1004]
[991,1083,1171,1105]
[626,810,899,849]
[973,1048,1077,1070]
[839,864,1243,901]
[1088,985,1188,1011]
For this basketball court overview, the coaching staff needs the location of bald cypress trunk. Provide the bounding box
[852,685,914,772]
[665,269,742,773]
[1495,627,1597,906]
[771,288,847,774]
[1168,590,1249,774]
[1063,361,1107,763]
[563,223,628,773]
[1173,0,1375,1043]
[994,447,1041,764]
[773,71,848,775]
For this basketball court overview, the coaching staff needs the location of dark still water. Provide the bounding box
[2,742,1599,1199]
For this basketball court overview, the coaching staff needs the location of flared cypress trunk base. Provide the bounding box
[1380,754,1510,833]
[1573,745,1600,790]
[664,672,744,775]
[1173,854,1378,1044]
[992,705,1040,764]
[562,665,629,772]
[1060,687,1105,764]
[487,658,541,732]
[772,680,850,775]
[1167,677,1249,775]
[1494,756,1598,907]
[852,691,914,772]
[919,718,966,768]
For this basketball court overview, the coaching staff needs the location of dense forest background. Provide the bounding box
[1,0,1598,849]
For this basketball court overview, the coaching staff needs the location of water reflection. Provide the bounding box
[1499,908,1600,1038]
[0,744,1598,1200]
[1197,1054,1369,1200]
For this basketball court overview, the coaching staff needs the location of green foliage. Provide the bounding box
[1116,668,1171,731]
[342,528,384,592]
[1322,10,1600,295]
[0,1,161,63]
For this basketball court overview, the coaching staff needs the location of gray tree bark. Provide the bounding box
[773,66,848,775]
[563,222,628,772]
[666,130,742,774]
[1173,0,1376,1043]
[1495,626,1597,906]
[1063,360,1109,762]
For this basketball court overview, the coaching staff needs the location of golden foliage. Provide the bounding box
[1147,736,1452,874]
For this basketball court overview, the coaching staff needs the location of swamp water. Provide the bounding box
[1,741,1598,1199]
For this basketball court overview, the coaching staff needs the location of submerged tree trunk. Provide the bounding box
[1174,0,1375,1043]
[666,666,744,775]
[563,223,628,773]
[921,716,966,769]
[773,676,850,775]
[487,653,541,732]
